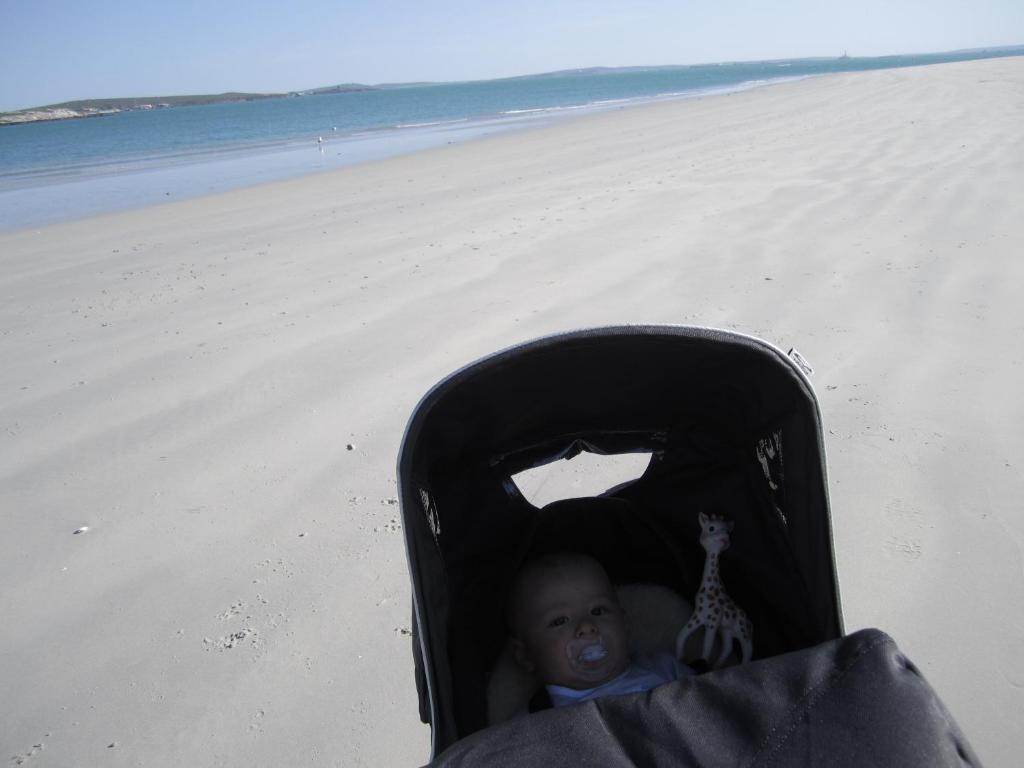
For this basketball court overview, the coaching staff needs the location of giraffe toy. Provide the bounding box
[675,512,753,668]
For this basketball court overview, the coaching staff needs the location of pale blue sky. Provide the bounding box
[2,0,1021,111]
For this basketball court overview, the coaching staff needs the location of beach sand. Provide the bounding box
[2,56,1022,765]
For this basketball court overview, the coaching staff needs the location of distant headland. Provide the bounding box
[0,86,375,126]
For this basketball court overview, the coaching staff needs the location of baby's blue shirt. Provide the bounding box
[546,653,695,708]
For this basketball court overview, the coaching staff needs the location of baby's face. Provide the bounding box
[513,560,629,690]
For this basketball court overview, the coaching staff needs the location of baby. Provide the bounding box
[507,551,694,708]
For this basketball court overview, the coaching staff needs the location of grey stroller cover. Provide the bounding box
[425,628,977,767]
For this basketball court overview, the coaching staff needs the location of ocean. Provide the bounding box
[1,47,1020,230]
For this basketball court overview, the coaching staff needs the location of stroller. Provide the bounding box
[397,326,978,766]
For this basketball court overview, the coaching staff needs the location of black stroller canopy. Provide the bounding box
[398,326,843,756]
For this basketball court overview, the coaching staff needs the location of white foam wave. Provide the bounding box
[395,118,468,129]
[501,107,553,115]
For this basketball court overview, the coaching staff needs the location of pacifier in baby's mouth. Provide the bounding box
[569,640,608,665]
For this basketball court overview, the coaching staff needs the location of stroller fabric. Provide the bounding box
[399,327,841,752]
[425,629,980,767]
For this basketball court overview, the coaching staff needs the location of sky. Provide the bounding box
[1,0,1022,112]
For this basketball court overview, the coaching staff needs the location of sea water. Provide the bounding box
[1,47,1020,230]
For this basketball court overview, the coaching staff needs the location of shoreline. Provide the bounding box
[2,57,1022,765]
[0,74,811,234]
[0,75,801,233]
[5,45,1024,232]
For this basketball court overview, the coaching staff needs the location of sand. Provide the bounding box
[2,56,1022,766]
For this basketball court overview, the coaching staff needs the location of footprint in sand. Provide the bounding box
[11,742,44,765]
[884,535,922,560]
[204,627,258,651]
[374,518,402,533]
[217,601,247,621]
[249,708,266,733]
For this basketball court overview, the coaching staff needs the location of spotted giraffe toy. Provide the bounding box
[675,512,753,668]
